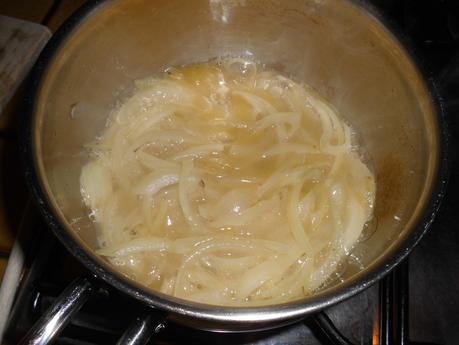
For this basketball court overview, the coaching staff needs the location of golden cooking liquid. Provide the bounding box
[80,58,375,306]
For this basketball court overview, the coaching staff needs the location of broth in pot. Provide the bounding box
[80,58,375,306]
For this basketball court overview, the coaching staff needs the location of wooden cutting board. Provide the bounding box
[0,15,51,114]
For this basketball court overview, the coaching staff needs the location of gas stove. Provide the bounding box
[1,0,459,344]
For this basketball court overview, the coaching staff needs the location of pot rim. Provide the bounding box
[21,0,449,327]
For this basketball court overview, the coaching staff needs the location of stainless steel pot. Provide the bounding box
[22,0,447,340]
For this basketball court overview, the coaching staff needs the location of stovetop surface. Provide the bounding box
[3,0,459,344]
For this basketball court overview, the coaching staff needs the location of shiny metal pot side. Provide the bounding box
[23,0,447,332]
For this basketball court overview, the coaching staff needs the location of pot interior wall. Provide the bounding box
[33,0,438,305]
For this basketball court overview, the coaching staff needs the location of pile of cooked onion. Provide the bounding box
[80,58,375,306]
